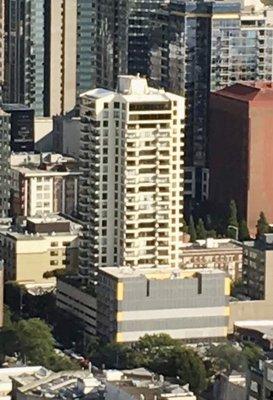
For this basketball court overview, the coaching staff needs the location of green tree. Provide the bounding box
[242,342,263,369]
[188,215,197,242]
[207,343,248,373]
[181,217,188,234]
[196,218,207,240]
[152,346,207,393]
[16,318,56,365]
[256,211,270,238]
[227,200,239,239]
[239,220,250,241]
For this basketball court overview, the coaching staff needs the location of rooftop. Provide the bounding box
[235,320,273,340]
[213,82,273,103]
[2,103,33,112]
[99,266,225,280]
[81,75,183,103]
[181,238,242,252]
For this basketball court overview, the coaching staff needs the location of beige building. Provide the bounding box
[0,215,80,287]
[79,75,185,278]
[47,0,77,116]
[180,238,243,281]
[10,153,80,217]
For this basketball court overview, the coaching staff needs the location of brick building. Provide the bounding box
[209,82,273,234]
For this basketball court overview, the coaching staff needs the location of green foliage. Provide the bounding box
[181,217,188,234]
[226,200,239,239]
[196,218,207,240]
[188,215,197,242]
[43,269,67,279]
[256,211,270,238]
[15,319,55,366]
[228,200,239,228]
[207,343,247,373]
[239,220,250,241]
[207,229,217,238]
[0,315,80,371]
[207,342,263,374]
[242,342,263,369]
[91,334,207,394]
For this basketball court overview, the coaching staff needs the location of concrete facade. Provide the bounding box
[0,215,80,287]
[10,156,80,218]
[0,110,10,218]
[209,82,273,234]
[79,75,185,279]
[4,0,77,117]
[96,267,230,343]
[248,359,273,399]
[180,238,243,281]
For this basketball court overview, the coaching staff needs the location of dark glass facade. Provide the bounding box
[2,104,34,152]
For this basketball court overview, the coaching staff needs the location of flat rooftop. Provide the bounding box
[12,166,80,176]
[99,266,225,280]
[235,320,273,340]
[181,238,242,252]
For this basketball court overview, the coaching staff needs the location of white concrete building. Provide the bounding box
[78,75,185,278]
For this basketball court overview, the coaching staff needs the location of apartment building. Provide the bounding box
[78,75,184,279]
[180,238,243,281]
[4,0,77,116]
[0,110,10,218]
[10,153,80,217]
[0,215,80,287]
[248,359,273,399]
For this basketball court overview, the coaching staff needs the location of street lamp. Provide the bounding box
[228,225,239,241]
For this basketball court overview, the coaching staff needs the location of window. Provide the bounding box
[51,242,58,247]
[50,260,58,266]
[50,251,58,256]
[62,241,70,246]
[114,102,120,109]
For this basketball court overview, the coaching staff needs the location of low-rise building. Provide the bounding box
[57,267,230,343]
[0,366,44,400]
[234,320,273,351]
[248,359,273,399]
[1,366,197,400]
[0,215,80,288]
[10,153,80,217]
[180,238,243,281]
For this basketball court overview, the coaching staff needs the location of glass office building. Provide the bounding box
[150,0,273,201]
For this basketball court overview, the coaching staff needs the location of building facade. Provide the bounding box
[248,359,273,399]
[4,0,77,117]
[0,215,80,287]
[78,75,184,279]
[149,0,273,202]
[209,82,273,234]
[0,110,10,218]
[10,167,80,218]
[96,267,230,343]
[180,238,243,282]
[2,104,34,152]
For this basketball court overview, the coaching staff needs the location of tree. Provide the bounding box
[207,343,248,373]
[227,200,238,239]
[181,217,188,234]
[16,318,56,366]
[188,215,197,242]
[152,346,207,393]
[242,342,263,369]
[239,220,250,241]
[196,218,207,240]
[256,211,270,238]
